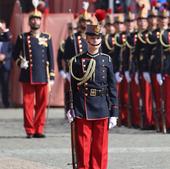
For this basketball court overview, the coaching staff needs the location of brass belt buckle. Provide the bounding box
[90,89,96,96]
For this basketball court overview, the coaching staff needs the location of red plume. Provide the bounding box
[151,0,157,7]
[95,9,106,22]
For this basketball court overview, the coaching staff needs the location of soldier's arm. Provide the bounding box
[47,35,55,81]
[12,34,23,66]
[107,56,119,117]
[57,41,65,72]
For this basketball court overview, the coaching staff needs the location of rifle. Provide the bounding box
[127,48,133,128]
[69,33,78,169]
[160,39,166,134]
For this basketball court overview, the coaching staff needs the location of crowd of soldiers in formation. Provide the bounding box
[57,6,170,134]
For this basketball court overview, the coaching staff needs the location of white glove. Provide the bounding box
[109,117,118,129]
[49,80,54,86]
[20,59,28,69]
[66,72,71,82]
[66,109,75,123]
[156,73,163,86]
[115,72,123,83]
[125,71,131,83]
[135,72,139,85]
[143,72,151,83]
[59,70,67,79]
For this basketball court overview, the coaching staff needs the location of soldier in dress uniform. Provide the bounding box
[123,11,140,128]
[147,6,161,131]
[134,8,154,129]
[64,7,92,116]
[155,8,170,133]
[68,24,118,169]
[13,9,55,138]
[57,22,75,117]
[112,14,128,126]
[101,13,116,56]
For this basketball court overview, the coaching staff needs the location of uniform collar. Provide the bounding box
[87,52,100,58]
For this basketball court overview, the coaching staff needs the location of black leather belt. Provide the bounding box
[79,87,108,97]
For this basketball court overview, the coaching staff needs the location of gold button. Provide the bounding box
[85,93,88,96]
[84,83,88,86]
[85,88,88,90]
[30,64,33,67]
[29,49,32,53]
[79,44,82,48]
[83,65,86,67]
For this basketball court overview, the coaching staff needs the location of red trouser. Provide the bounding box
[118,76,128,126]
[130,75,141,127]
[139,75,153,127]
[75,118,108,169]
[163,75,170,129]
[22,83,48,135]
[151,74,162,128]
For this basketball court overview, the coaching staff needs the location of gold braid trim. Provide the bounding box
[160,30,170,48]
[114,33,125,47]
[126,40,134,49]
[105,34,114,50]
[137,31,147,44]
[146,32,157,45]
[78,60,96,86]
[69,56,96,85]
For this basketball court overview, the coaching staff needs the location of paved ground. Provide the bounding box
[0,108,170,169]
